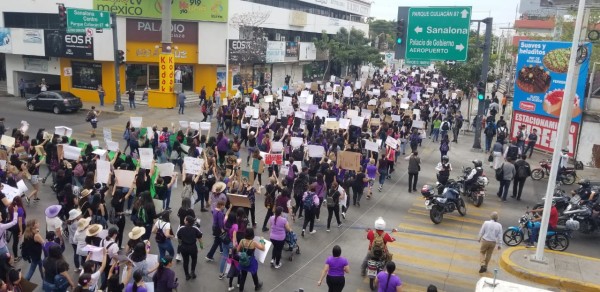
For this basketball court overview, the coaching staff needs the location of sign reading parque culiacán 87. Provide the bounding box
[405,6,471,62]
[66,8,111,34]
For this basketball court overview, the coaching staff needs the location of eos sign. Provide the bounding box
[65,35,92,45]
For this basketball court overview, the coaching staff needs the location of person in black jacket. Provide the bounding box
[512,155,531,200]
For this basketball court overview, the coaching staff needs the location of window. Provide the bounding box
[3,12,59,29]
[71,61,102,90]
[38,92,49,99]
[242,0,363,23]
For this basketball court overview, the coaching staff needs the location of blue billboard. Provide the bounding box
[513,40,591,123]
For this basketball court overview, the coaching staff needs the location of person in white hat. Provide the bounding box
[67,209,83,271]
[74,217,92,270]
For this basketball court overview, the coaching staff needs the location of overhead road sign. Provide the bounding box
[67,8,111,34]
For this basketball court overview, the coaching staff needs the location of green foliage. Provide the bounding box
[368,19,397,50]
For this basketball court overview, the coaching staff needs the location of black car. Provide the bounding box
[26,91,83,114]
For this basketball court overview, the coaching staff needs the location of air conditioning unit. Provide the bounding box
[295,36,301,43]
[275,33,281,41]
[281,36,286,42]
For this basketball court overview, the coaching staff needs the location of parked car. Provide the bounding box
[26,91,83,114]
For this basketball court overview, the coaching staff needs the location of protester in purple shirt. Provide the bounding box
[268,207,291,268]
[317,245,349,292]
[152,255,178,292]
[376,261,403,292]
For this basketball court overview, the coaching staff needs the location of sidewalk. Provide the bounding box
[500,246,600,292]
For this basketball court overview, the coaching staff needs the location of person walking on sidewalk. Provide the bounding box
[178,90,186,115]
[512,155,531,201]
[496,160,516,202]
[478,211,502,273]
[406,151,421,193]
[127,88,136,109]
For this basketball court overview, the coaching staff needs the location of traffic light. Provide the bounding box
[477,82,485,100]
[396,19,405,45]
[58,4,67,30]
[116,50,125,65]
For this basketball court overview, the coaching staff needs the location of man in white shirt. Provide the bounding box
[478,211,503,273]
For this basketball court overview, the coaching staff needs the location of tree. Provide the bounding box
[368,19,396,51]
[313,32,338,81]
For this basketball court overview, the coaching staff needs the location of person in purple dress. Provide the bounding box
[365,159,378,199]
[375,261,403,292]
[317,245,349,292]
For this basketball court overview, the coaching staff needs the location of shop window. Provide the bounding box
[71,61,102,90]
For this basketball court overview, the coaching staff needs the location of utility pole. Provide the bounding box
[111,13,124,112]
[161,0,172,53]
[472,17,493,150]
[533,0,586,262]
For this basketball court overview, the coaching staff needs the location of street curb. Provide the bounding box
[499,246,600,292]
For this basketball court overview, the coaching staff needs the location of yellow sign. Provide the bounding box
[126,42,198,64]
[159,53,175,93]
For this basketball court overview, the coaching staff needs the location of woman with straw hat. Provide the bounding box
[73,217,92,268]
[85,224,104,247]
[126,226,146,255]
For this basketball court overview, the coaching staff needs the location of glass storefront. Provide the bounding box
[125,64,193,92]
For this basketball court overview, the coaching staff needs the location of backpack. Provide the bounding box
[134,207,147,226]
[370,232,386,258]
[517,163,530,179]
[303,192,315,211]
[440,141,449,152]
[238,240,251,267]
[490,107,498,116]
[286,164,296,181]
[441,122,449,131]
[85,111,94,122]
[326,190,337,208]
[155,222,167,243]
[495,164,504,181]
[506,145,518,160]
[497,128,507,141]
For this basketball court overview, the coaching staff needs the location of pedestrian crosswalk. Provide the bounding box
[384,195,521,291]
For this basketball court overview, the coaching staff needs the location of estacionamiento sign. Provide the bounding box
[93,0,228,22]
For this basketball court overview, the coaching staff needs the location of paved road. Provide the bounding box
[2,96,598,291]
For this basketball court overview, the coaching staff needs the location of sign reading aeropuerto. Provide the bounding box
[511,40,592,156]
[93,0,228,22]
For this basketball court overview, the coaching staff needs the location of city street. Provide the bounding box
[2,96,598,291]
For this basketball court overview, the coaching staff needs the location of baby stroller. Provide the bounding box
[285,231,301,261]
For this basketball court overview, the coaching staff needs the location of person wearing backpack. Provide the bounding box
[440,119,451,139]
[325,182,342,232]
[512,155,531,200]
[152,212,174,260]
[496,160,516,202]
[360,217,395,277]
[484,121,496,152]
[503,140,521,162]
[301,185,320,237]
[491,141,504,169]
[236,228,264,291]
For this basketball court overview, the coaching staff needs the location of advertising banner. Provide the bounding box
[71,61,102,90]
[0,28,12,53]
[126,42,197,64]
[266,41,285,63]
[93,0,228,22]
[126,19,198,44]
[299,42,317,61]
[45,30,93,59]
[229,40,266,64]
[512,40,591,154]
[159,53,175,93]
[285,42,298,58]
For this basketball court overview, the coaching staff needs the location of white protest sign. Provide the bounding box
[294,111,305,120]
[355,80,362,89]
[452,92,458,99]
[130,117,142,128]
[106,140,119,151]
[114,170,135,188]
[264,95,273,102]
[184,157,203,175]
[400,103,410,109]
[17,180,28,195]
[179,121,189,128]
[290,137,303,148]
[92,149,107,159]
[0,160,6,170]
[412,120,425,128]
[54,126,73,137]
[431,82,438,88]
[63,145,81,160]
[300,90,309,97]
[200,122,211,131]
[368,99,377,106]
[339,118,350,129]
[250,119,261,128]
[190,122,200,130]
[383,102,391,108]
[346,109,358,119]
[157,163,175,177]
[245,106,256,117]
[364,140,379,152]
[362,109,372,120]
[391,115,401,122]
[351,116,364,127]
[343,86,353,98]
[96,160,111,184]
[90,140,99,148]
[180,144,190,154]
[146,127,154,140]
[0,136,15,148]
[307,145,325,158]
[427,88,434,93]
[103,128,112,141]
[1,184,19,202]
[373,89,381,96]
[316,109,329,119]
[385,136,398,149]
[326,95,333,103]
[139,148,154,169]
[271,141,283,153]
[253,236,272,264]
[252,108,260,119]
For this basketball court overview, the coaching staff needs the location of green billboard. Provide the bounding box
[93,0,228,22]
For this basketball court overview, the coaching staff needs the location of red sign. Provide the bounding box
[511,110,579,156]
[265,154,283,165]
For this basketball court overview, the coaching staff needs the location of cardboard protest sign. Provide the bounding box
[130,117,142,128]
[114,170,135,188]
[370,118,381,127]
[307,145,325,157]
[54,126,73,137]
[384,116,392,123]
[96,160,111,184]
[0,150,6,161]
[311,82,318,91]
[265,154,283,165]
[0,136,15,148]
[337,151,361,171]
[139,148,154,169]
[228,194,251,208]
[184,157,203,175]
[383,83,392,91]
[325,121,339,130]
[157,163,175,177]
[385,136,398,149]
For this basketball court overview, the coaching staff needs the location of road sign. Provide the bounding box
[66,8,110,34]
[445,60,457,65]
[405,6,471,61]
[405,59,431,66]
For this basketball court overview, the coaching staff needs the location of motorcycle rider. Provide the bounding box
[556,148,570,182]
[527,202,559,248]
[435,155,452,185]
[464,160,484,192]
[360,217,395,276]
[572,179,597,203]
